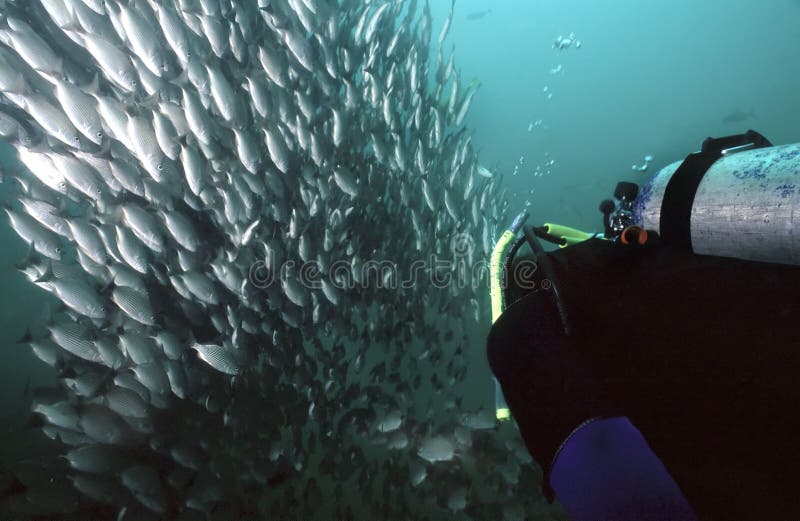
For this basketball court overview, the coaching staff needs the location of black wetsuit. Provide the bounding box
[487,233,800,520]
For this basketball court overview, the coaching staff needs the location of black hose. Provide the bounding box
[501,235,528,308]
[522,225,571,336]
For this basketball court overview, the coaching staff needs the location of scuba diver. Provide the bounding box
[486,130,800,520]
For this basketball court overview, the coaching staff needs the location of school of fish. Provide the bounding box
[0,0,566,519]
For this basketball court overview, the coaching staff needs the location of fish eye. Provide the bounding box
[55,246,63,254]
[157,163,164,171]
[96,131,103,138]
[59,181,67,189]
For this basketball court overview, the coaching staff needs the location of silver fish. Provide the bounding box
[0,50,27,93]
[115,225,149,274]
[263,125,290,173]
[131,362,170,396]
[121,204,165,254]
[33,401,80,430]
[19,93,82,148]
[182,88,215,146]
[49,321,102,363]
[93,94,130,146]
[19,197,71,238]
[151,3,191,65]
[79,33,138,92]
[0,18,63,77]
[199,14,228,58]
[68,219,107,264]
[257,44,288,88]
[112,286,156,326]
[417,434,456,463]
[119,331,158,365]
[49,153,104,201]
[54,78,104,145]
[65,444,128,475]
[181,270,220,306]
[152,112,180,160]
[205,64,240,123]
[93,336,125,369]
[5,208,63,260]
[160,210,201,252]
[79,404,137,445]
[70,473,128,505]
[50,276,107,320]
[115,1,166,76]
[190,342,241,375]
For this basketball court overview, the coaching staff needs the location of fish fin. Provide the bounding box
[220,6,238,23]
[104,0,121,16]
[97,278,114,297]
[185,331,198,353]
[33,261,55,283]
[86,214,104,228]
[204,161,216,182]
[106,82,130,101]
[106,204,125,222]
[88,367,117,398]
[84,72,101,96]
[0,165,21,188]
[25,412,44,429]
[57,16,83,32]
[14,242,36,271]
[169,67,189,86]
[17,328,32,343]
[47,300,70,325]
[138,92,160,110]
[49,196,70,218]
[89,138,112,159]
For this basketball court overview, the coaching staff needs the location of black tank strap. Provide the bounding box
[660,130,772,251]
[522,225,571,336]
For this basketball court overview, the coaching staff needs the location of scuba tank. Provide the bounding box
[489,130,799,421]
[632,130,800,265]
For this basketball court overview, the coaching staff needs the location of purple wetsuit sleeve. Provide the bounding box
[549,417,697,521]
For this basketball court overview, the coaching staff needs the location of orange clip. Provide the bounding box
[620,226,648,246]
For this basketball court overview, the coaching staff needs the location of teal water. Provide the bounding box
[432,0,800,230]
[0,144,58,464]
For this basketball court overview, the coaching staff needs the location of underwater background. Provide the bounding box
[0,0,798,519]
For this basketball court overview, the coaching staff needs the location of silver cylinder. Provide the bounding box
[634,143,800,265]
